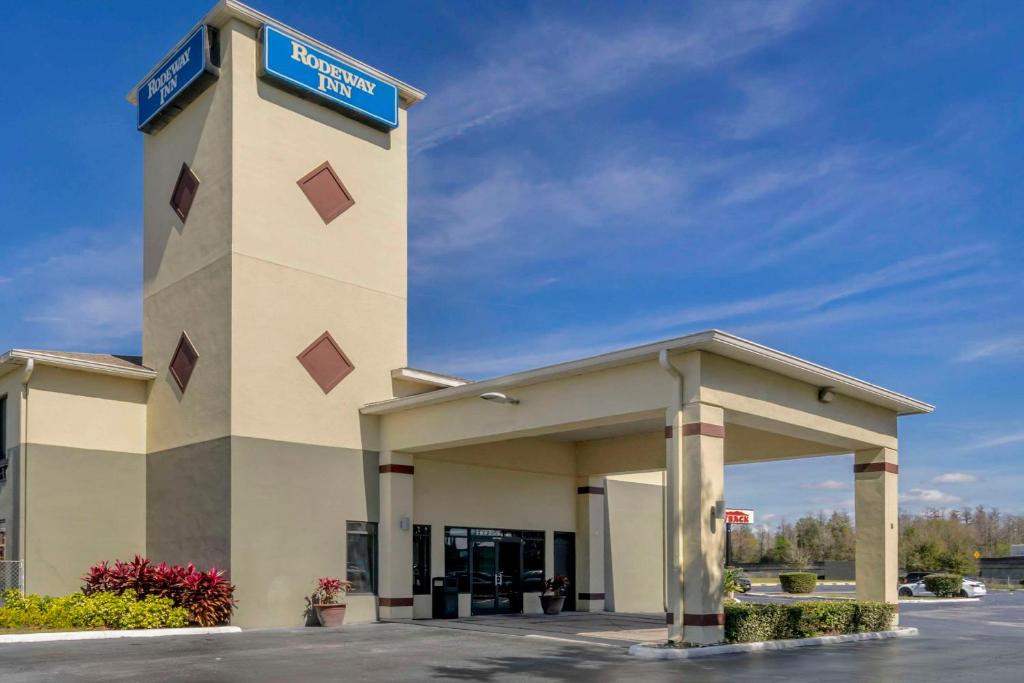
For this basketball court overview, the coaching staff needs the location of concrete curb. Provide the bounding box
[628,627,918,660]
[745,592,854,601]
[0,626,242,645]
[899,597,980,604]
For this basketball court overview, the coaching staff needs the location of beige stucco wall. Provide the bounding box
[227,21,407,452]
[605,475,664,612]
[143,18,234,454]
[20,366,147,596]
[0,371,23,562]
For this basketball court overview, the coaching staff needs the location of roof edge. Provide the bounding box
[391,367,469,388]
[361,330,934,417]
[0,350,157,381]
[127,0,427,106]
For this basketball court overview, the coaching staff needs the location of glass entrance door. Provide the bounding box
[470,537,522,615]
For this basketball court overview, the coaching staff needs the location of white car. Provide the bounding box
[898,577,987,598]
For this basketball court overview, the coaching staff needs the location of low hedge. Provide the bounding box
[0,589,189,631]
[779,572,817,594]
[923,573,962,597]
[725,601,896,643]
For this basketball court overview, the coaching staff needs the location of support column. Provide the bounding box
[665,403,684,641]
[575,476,606,612]
[855,447,899,624]
[378,451,414,619]
[680,401,726,645]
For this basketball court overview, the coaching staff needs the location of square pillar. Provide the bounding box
[664,405,684,641]
[855,447,899,623]
[677,402,726,645]
[575,476,606,612]
[378,451,414,619]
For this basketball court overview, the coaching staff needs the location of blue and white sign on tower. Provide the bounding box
[137,25,219,132]
[260,25,399,130]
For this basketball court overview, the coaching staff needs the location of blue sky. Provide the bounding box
[1,1,1022,522]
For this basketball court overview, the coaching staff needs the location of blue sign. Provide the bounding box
[260,25,399,130]
[137,25,216,131]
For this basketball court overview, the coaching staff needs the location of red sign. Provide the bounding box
[725,509,754,524]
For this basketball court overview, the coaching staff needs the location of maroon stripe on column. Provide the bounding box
[681,422,725,438]
[577,486,605,495]
[665,612,674,625]
[682,612,725,626]
[664,425,673,439]
[379,464,415,475]
[853,462,898,474]
[578,592,605,600]
[378,597,414,607]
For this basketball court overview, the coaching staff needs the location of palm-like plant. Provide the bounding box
[723,567,745,600]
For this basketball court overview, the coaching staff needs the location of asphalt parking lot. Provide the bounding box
[0,591,1021,682]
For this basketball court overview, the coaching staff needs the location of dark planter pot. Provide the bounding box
[315,603,347,627]
[540,595,565,615]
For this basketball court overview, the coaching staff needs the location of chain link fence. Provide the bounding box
[0,560,25,600]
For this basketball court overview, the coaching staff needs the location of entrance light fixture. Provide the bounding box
[479,392,520,405]
[818,387,835,404]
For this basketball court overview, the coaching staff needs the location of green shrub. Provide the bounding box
[779,572,817,594]
[724,601,896,643]
[0,589,188,631]
[854,601,897,632]
[923,573,962,597]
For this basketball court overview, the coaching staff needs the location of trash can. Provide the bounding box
[432,576,459,619]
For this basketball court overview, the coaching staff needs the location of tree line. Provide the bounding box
[728,506,1024,573]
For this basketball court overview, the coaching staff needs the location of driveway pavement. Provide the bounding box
[0,592,1021,681]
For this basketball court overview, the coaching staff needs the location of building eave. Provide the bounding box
[391,367,468,389]
[0,350,157,382]
[126,0,427,107]
[361,330,934,417]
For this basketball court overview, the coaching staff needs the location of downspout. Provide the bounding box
[19,358,34,579]
[658,350,682,618]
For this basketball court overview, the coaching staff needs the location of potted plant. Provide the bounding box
[307,577,353,627]
[723,567,744,601]
[540,576,570,615]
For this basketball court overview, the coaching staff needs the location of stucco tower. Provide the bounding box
[139,11,423,625]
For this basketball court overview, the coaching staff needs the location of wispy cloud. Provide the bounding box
[932,472,977,484]
[965,431,1024,451]
[1,228,141,352]
[956,335,1024,362]
[801,479,848,490]
[417,246,990,377]
[900,488,961,505]
[413,0,815,153]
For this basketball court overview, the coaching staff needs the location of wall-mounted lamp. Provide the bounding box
[714,500,727,519]
[479,392,520,405]
[818,387,835,404]
[399,516,411,530]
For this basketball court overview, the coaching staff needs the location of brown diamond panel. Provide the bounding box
[170,163,200,222]
[169,332,199,392]
[297,331,355,393]
[297,161,355,224]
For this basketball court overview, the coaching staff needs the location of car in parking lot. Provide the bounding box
[736,576,752,593]
[898,576,987,598]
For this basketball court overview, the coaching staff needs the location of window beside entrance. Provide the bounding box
[444,527,470,592]
[522,531,545,593]
[413,524,430,595]
[346,521,377,594]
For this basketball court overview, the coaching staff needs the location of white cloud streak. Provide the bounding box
[413,0,815,153]
[932,472,977,484]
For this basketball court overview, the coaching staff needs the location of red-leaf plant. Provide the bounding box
[311,577,353,606]
[83,555,237,627]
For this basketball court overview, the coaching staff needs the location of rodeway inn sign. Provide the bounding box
[137,24,398,133]
[260,25,399,130]
[137,25,219,131]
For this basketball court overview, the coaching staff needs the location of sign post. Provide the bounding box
[724,509,754,567]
